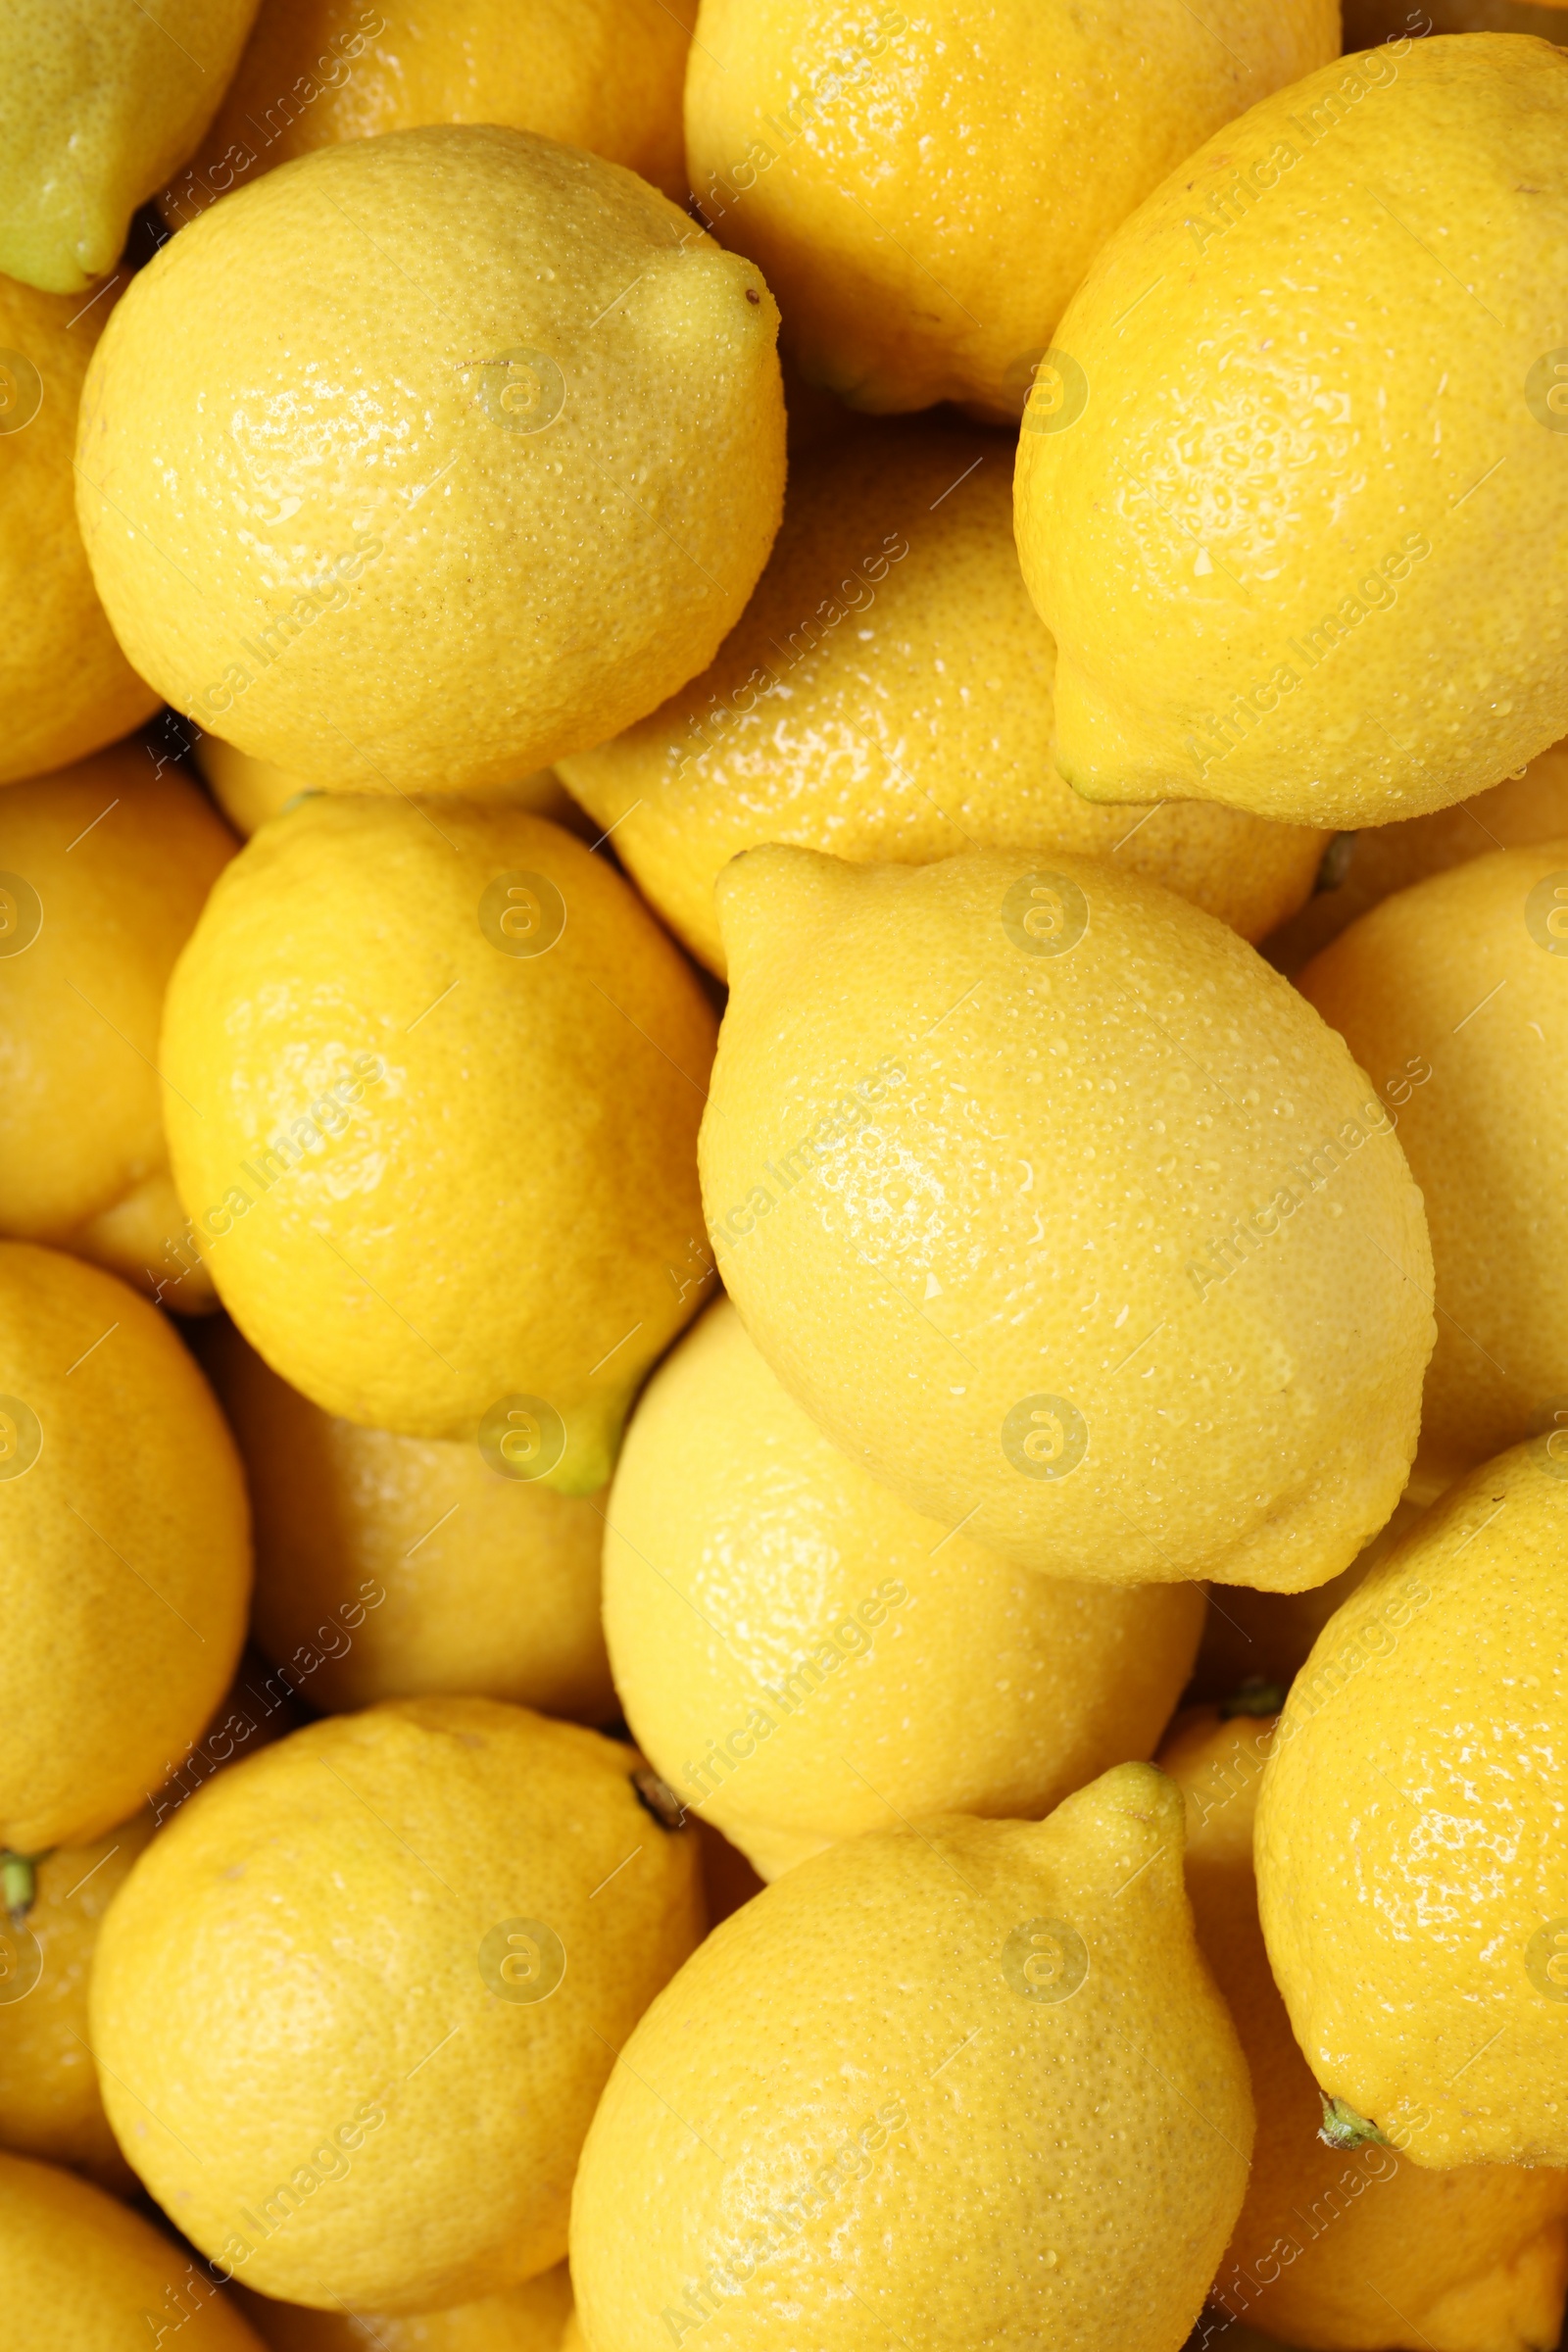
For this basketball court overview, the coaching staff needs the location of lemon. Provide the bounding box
[0,1244,250,1851]
[700,846,1434,1589]
[0,1807,155,2192]
[1256,1443,1568,2167]
[604,1298,1203,1878]
[558,419,1329,972]
[76,125,785,794]
[0,275,159,782]
[0,0,260,292]
[0,2148,269,2349]
[168,0,697,225]
[685,0,1337,419]
[1017,34,1568,830]
[236,2264,575,2349]
[91,1696,704,2312]
[206,1321,613,1721]
[190,731,581,838]
[0,742,233,1309]
[571,1761,1252,2351]
[1164,1705,1568,2352]
[1266,732,1568,977]
[1298,841,1568,1485]
[159,798,716,1488]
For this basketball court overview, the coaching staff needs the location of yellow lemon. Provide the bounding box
[604,1298,1203,1879]
[1298,842,1568,1485]
[1256,1445,1568,2168]
[559,420,1329,972]
[0,275,159,781]
[1165,1705,1568,2352]
[168,0,696,224]
[159,798,716,1488]
[0,1808,156,2192]
[700,846,1434,1588]
[0,0,260,292]
[1266,732,1568,977]
[0,1244,250,1851]
[236,2264,575,2349]
[0,743,234,1309]
[684,0,1337,419]
[0,2148,268,2349]
[570,1762,1252,2351]
[76,125,785,794]
[91,1696,705,2312]
[206,1321,613,1720]
[190,729,581,838]
[1016,34,1568,829]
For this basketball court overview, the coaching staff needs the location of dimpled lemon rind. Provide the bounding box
[169,0,697,220]
[0,1244,251,1853]
[1256,1445,1568,2169]
[75,124,785,793]
[558,420,1328,970]
[89,1698,705,2313]
[700,846,1434,1589]
[0,746,234,1306]
[0,2151,269,2350]
[1298,840,1568,1487]
[1016,34,1568,829]
[685,0,1337,419]
[0,0,260,293]
[604,1297,1203,1879]
[570,1765,1252,2352]
[1163,1707,1568,2351]
[158,797,717,1489]
[0,275,160,780]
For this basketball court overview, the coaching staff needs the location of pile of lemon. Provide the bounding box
[9,2,1568,2348]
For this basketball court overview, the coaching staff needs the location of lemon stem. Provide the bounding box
[1218,1677,1287,1720]
[1,1850,40,1922]
[1318,2095,1389,2150]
